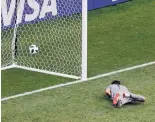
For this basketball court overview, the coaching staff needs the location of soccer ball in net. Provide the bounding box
[29,44,39,54]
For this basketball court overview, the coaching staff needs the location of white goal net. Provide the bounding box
[1,0,87,79]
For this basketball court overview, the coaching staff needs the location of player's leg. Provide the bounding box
[113,92,132,107]
[116,97,133,107]
[130,93,145,102]
[113,92,121,105]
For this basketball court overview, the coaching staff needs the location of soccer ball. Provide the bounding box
[29,44,39,54]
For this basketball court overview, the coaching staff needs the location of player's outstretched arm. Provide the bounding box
[105,88,111,98]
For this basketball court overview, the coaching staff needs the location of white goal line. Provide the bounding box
[1,61,155,101]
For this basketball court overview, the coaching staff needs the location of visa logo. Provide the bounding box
[1,0,57,27]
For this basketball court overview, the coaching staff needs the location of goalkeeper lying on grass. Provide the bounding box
[105,80,145,107]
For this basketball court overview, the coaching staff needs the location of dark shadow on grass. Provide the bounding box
[124,101,145,106]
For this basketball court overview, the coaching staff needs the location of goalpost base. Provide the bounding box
[1,64,16,70]
[1,65,80,79]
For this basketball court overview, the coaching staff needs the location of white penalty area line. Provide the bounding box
[1,61,155,102]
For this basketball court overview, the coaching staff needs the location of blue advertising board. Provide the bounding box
[1,0,129,29]
[88,0,129,10]
[88,0,94,10]
[1,0,82,29]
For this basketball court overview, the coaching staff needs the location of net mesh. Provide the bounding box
[1,0,82,77]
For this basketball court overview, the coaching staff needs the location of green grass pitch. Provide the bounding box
[2,0,155,98]
[2,65,155,122]
[1,0,155,121]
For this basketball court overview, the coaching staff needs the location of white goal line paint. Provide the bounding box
[1,61,155,101]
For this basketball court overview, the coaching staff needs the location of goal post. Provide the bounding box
[1,0,87,80]
[82,0,87,80]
